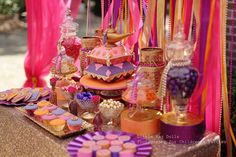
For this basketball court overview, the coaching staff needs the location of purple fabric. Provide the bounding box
[67,130,152,157]
[112,0,121,28]
[85,62,135,77]
[160,120,205,144]
[199,0,211,80]
[197,0,211,114]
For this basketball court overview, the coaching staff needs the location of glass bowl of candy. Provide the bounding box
[99,99,124,130]
[75,92,96,121]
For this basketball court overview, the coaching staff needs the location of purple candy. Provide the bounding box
[167,66,198,99]
[76,92,94,100]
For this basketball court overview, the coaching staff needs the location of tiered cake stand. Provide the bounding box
[80,75,131,100]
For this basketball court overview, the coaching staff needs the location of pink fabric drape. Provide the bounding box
[24,0,66,87]
[24,0,81,87]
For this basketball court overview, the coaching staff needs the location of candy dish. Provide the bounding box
[23,103,38,116]
[67,130,152,157]
[99,99,124,129]
[75,92,96,121]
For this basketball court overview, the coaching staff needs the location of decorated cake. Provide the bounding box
[84,28,135,82]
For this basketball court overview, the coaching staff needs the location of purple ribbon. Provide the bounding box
[197,0,211,114]
[112,0,121,28]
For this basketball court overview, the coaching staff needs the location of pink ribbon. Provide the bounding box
[125,0,143,49]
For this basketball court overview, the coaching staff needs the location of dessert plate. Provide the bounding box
[16,107,93,138]
[67,130,152,157]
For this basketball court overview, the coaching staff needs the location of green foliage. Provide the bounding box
[0,0,20,15]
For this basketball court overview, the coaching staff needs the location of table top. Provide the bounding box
[0,105,220,157]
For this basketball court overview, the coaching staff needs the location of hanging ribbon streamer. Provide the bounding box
[173,0,183,34]
[151,2,157,47]
[125,0,143,49]
[100,0,114,30]
[182,0,193,40]
[169,0,176,39]
[112,0,121,28]
[140,0,156,48]
[86,0,90,36]
[119,0,123,33]
[156,0,165,49]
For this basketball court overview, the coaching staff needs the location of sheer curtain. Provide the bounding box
[24,0,81,87]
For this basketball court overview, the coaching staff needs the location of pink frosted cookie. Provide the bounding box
[77,148,92,157]
[110,140,123,146]
[119,150,134,157]
[59,112,75,120]
[42,104,57,112]
[96,140,110,149]
[118,135,131,142]
[93,135,105,141]
[41,113,57,125]
[83,141,96,148]
[123,142,136,152]
[105,134,118,141]
[96,149,111,157]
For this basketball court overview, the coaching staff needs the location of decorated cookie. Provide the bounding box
[52,108,66,116]
[67,117,83,131]
[24,103,38,116]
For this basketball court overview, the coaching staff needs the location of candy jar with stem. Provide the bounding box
[99,99,124,130]
[159,22,199,124]
[122,71,158,121]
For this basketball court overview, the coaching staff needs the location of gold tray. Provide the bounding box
[16,107,94,138]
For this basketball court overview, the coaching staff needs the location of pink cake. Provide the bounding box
[96,149,111,157]
[123,142,136,152]
[59,112,75,120]
[118,135,131,142]
[105,134,118,141]
[83,141,96,148]
[88,45,132,66]
[110,140,123,146]
[77,148,92,157]
[93,135,105,141]
[119,150,134,157]
[96,140,110,149]
[41,113,57,125]
[42,104,58,112]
